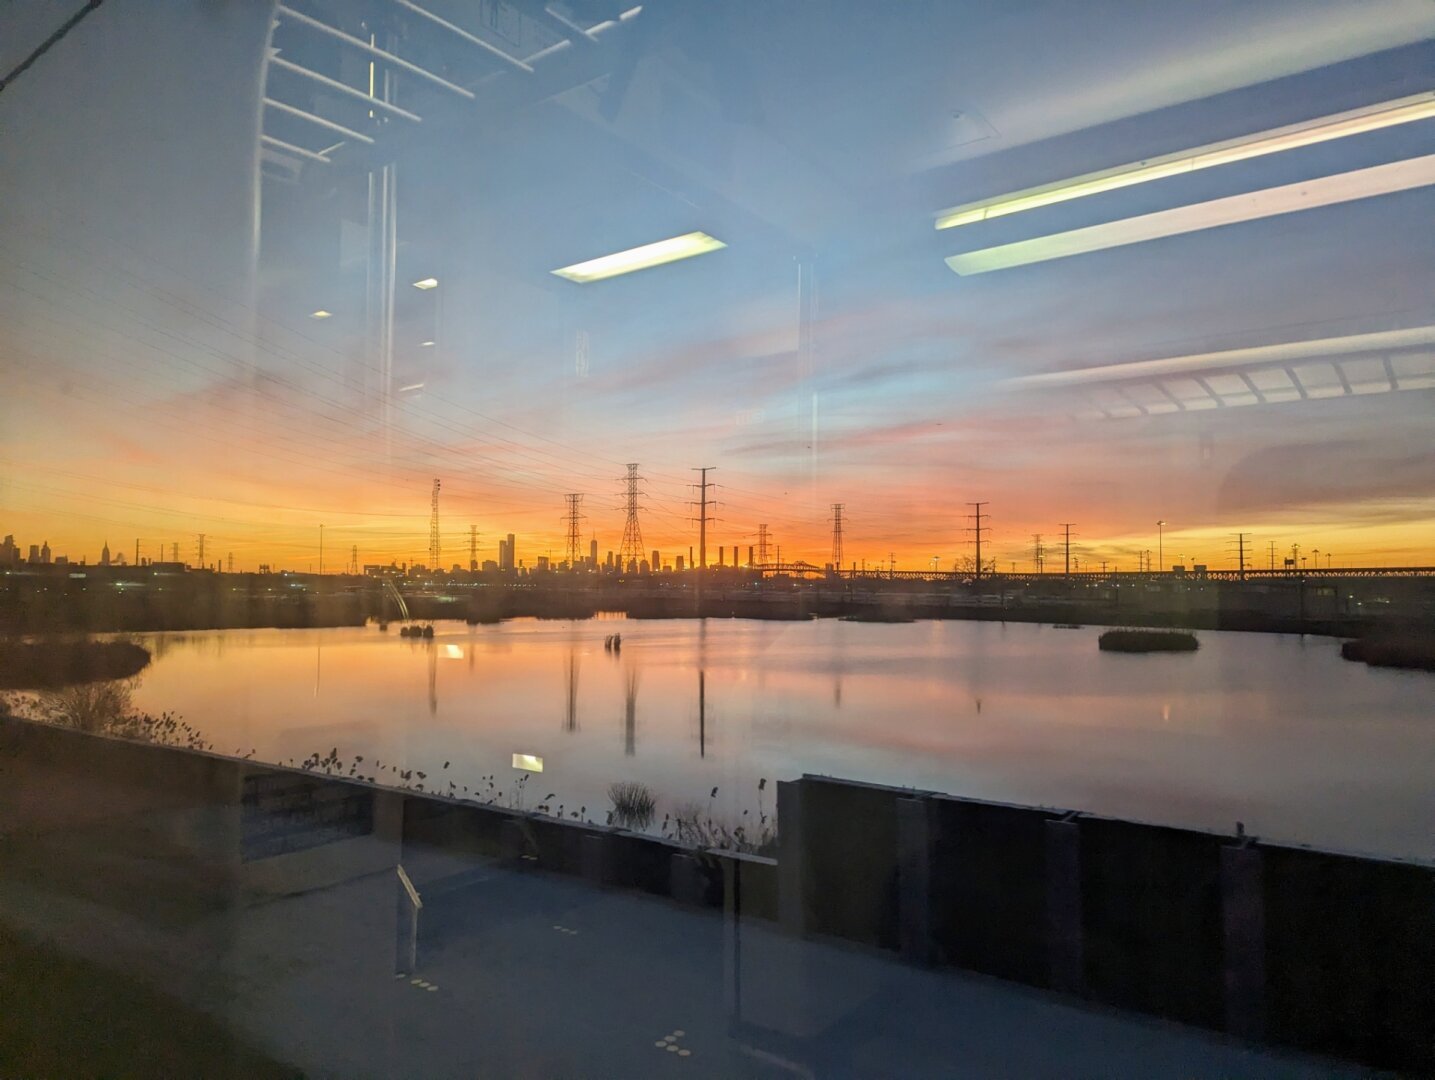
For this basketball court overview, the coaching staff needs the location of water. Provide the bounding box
[125,618,1435,861]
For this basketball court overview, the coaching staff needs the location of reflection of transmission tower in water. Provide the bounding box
[565,650,579,732]
[564,494,585,569]
[428,479,441,568]
[624,668,638,756]
[830,504,844,568]
[619,464,644,569]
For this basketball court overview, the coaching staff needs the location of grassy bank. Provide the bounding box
[1341,636,1435,672]
[0,639,151,689]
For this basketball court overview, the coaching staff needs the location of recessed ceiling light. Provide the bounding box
[310,309,333,319]
[420,340,435,347]
[936,91,1435,230]
[412,277,439,290]
[945,154,1435,275]
[552,231,727,283]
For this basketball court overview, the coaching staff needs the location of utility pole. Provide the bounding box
[691,467,715,569]
[1268,540,1278,571]
[757,524,770,567]
[319,524,324,575]
[564,494,585,570]
[1156,519,1166,573]
[620,463,645,570]
[830,503,844,569]
[1032,533,1044,574]
[428,479,441,569]
[966,502,989,579]
[691,467,716,609]
[1228,532,1251,578]
[889,551,895,578]
[171,542,178,563]
[1059,523,1076,577]
[469,525,477,572]
[135,539,140,567]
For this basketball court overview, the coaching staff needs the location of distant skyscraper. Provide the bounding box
[651,549,659,570]
[100,540,111,566]
[40,541,51,564]
[506,533,516,572]
[590,538,598,567]
[0,535,17,567]
[498,538,508,569]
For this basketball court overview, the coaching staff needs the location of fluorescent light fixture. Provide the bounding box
[512,752,543,772]
[420,340,435,347]
[552,231,726,283]
[310,309,333,319]
[399,381,425,393]
[946,153,1435,275]
[936,91,1435,230]
[1005,326,1435,390]
[412,277,439,290]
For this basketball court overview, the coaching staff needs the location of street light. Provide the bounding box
[1157,520,1166,572]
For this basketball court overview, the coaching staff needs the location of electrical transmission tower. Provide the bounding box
[620,463,645,569]
[196,533,206,568]
[228,552,234,574]
[1032,533,1044,573]
[830,504,844,569]
[1228,532,1251,578]
[469,525,477,572]
[690,467,716,569]
[966,502,989,578]
[350,545,358,575]
[757,524,770,567]
[428,479,441,568]
[564,494,585,570]
[1059,523,1076,577]
[1268,540,1278,571]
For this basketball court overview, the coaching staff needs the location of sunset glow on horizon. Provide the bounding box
[2,3,1431,574]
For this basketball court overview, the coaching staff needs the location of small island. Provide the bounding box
[1340,636,1435,673]
[1098,629,1199,653]
[0,639,152,690]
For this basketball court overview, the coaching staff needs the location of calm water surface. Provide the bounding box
[127,618,1435,860]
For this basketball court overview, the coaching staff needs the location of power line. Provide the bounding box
[0,0,105,96]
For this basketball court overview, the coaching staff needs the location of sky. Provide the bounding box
[2,0,1433,572]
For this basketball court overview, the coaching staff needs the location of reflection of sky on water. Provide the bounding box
[124,618,1435,861]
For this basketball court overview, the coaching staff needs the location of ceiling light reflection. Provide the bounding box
[552,231,726,283]
[935,91,1435,230]
[946,154,1435,275]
